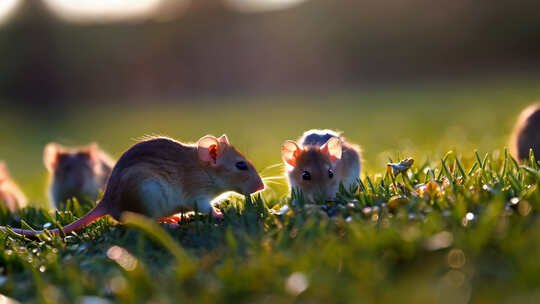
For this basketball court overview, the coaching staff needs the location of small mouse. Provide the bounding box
[0,162,27,213]
[44,143,114,209]
[281,129,361,202]
[511,103,540,161]
[4,135,264,236]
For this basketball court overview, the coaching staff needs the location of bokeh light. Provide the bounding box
[224,0,309,13]
[107,246,138,271]
[0,0,21,25]
[42,0,163,23]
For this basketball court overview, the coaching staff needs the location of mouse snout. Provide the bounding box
[245,176,264,194]
[255,178,265,192]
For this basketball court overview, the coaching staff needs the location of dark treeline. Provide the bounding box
[1,0,540,106]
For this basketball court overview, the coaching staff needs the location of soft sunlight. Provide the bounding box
[224,0,309,13]
[42,0,163,22]
[0,0,21,25]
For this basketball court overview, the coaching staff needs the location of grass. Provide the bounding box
[2,148,540,303]
[1,79,540,303]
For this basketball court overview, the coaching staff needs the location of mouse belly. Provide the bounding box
[137,179,212,218]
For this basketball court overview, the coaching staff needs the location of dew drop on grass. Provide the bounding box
[79,296,112,304]
[447,249,466,269]
[465,212,475,221]
[76,244,88,254]
[107,246,138,271]
[285,272,309,296]
[425,231,453,251]
[518,201,532,216]
[43,222,52,229]
[108,276,127,293]
[362,207,372,215]
[39,265,46,273]
[510,197,520,205]
[441,269,466,288]
[0,294,18,304]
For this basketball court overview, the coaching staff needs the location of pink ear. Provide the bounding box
[282,140,301,167]
[0,162,7,179]
[88,143,100,165]
[197,136,220,165]
[320,137,342,163]
[44,143,60,172]
[219,134,230,145]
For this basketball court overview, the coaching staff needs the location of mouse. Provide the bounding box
[281,129,361,202]
[511,103,540,161]
[4,135,264,237]
[44,142,114,209]
[0,162,27,213]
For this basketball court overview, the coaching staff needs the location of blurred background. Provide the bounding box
[1,0,540,205]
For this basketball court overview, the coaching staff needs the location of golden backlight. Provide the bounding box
[0,0,21,25]
[224,0,309,13]
[42,0,163,22]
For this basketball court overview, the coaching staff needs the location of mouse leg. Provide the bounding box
[196,199,223,219]
[158,214,183,224]
[211,208,223,219]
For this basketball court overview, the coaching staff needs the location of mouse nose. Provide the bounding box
[254,178,265,192]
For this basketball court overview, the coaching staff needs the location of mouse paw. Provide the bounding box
[211,208,224,220]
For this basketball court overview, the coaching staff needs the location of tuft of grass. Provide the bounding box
[1,150,540,302]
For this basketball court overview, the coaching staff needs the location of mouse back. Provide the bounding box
[512,103,540,161]
[0,162,27,212]
[298,129,342,147]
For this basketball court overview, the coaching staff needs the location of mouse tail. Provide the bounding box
[1,200,109,237]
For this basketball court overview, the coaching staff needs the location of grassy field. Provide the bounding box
[1,79,540,303]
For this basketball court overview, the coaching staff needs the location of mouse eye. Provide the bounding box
[235,161,248,171]
[328,169,334,179]
[302,171,311,181]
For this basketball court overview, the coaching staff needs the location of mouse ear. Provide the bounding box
[197,135,221,165]
[44,143,61,172]
[0,162,7,179]
[320,137,342,163]
[219,134,230,145]
[282,140,301,167]
[87,142,100,165]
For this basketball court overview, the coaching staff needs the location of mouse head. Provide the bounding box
[282,137,342,202]
[44,143,102,191]
[197,134,264,195]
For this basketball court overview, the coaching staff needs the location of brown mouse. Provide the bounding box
[44,143,114,209]
[4,135,264,237]
[0,162,27,213]
[282,129,361,202]
[511,103,540,161]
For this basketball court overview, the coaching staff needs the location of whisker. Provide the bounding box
[263,180,285,185]
[262,176,286,181]
[261,163,284,173]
